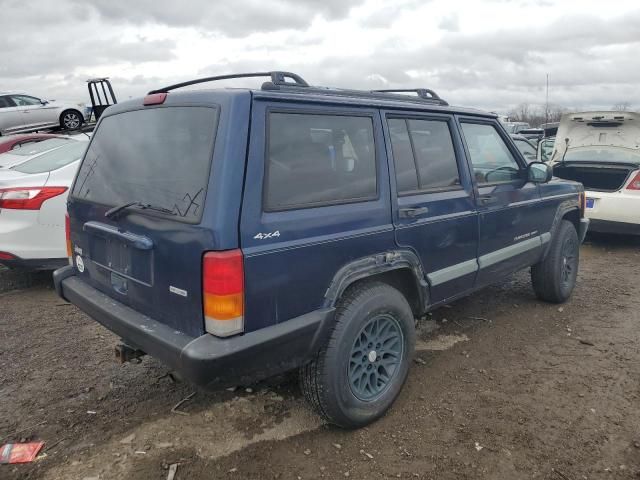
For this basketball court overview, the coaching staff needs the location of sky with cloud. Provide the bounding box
[1,0,639,113]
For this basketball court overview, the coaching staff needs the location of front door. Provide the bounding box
[385,112,479,304]
[10,95,53,129]
[458,118,544,287]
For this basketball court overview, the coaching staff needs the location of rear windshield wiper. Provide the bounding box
[105,201,177,219]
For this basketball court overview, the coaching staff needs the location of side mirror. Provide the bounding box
[40,100,49,105]
[528,161,552,183]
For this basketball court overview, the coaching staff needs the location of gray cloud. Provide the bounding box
[358,0,426,28]
[0,37,177,79]
[0,1,177,83]
[1,1,639,113]
[196,8,640,111]
[73,0,364,37]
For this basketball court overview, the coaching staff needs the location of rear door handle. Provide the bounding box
[399,207,429,219]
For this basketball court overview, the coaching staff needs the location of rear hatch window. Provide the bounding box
[72,106,219,222]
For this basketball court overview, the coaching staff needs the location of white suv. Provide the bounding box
[0,92,87,135]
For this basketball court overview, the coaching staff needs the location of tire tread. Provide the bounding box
[300,281,412,428]
[531,220,579,303]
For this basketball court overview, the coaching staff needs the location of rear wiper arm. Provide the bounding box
[105,201,177,219]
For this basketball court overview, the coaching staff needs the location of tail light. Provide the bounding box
[65,213,73,264]
[203,250,244,337]
[0,187,67,210]
[0,252,16,260]
[626,171,640,191]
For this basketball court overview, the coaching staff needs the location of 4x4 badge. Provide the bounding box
[253,231,280,240]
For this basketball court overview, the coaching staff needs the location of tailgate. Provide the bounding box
[68,105,221,337]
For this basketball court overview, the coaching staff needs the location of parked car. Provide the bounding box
[0,92,87,135]
[540,122,559,137]
[510,134,537,163]
[0,139,89,270]
[0,136,79,169]
[0,133,66,154]
[53,72,588,429]
[501,121,530,134]
[517,128,544,145]
[551,111,640,235]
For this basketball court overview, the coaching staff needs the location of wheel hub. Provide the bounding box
[348,314,404,402]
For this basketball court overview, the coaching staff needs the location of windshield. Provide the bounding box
[72,106,219,222]
[7,137,72,156]
[564,147,640,164]
[13,141,88,174]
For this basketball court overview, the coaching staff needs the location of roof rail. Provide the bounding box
[371,88,448,106]
[148,71,309,94]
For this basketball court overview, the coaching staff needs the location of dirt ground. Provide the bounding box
[1,233,639,480]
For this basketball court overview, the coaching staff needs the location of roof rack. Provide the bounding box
[264,84,449,106]
[371,88,448,105]
[148,71,309,94]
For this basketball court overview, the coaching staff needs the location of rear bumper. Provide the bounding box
[589,219,640,236]
[53,267,335,388]
[584,190,640,225]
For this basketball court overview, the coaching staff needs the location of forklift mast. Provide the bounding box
[87,78,117,122]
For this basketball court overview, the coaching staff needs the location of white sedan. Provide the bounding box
[0,139,88,270]
[551,111,640,235]
[0,92,88,135]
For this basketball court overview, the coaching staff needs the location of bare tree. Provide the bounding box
[507,103,566,127]
[612,102,631,111]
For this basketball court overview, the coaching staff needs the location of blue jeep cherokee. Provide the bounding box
[54,72,589,428]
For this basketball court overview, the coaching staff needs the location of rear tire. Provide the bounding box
[531,220,579,303]
[60,110,83,130]
[300,282,415,429]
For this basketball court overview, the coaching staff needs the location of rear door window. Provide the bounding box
[388,117,460,194]
[72,106,219,222]
[265,112,377,210]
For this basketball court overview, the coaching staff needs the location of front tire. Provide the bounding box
[531,219,579,303]
[60,110,83,130]
[300,282,415,429]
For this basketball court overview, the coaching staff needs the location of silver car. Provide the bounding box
[0,92,87,135]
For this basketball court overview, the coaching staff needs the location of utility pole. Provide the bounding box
[545,73,549,126]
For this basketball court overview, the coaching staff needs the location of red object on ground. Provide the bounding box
[0,134,62,154]
[0,442,45,464]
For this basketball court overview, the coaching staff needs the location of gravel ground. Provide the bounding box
[1,233,639,480]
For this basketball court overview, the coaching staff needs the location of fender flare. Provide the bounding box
[323,250,429,310]
[543,199,581,258]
